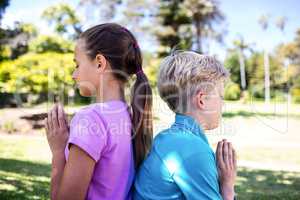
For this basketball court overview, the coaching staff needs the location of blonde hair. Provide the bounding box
[157,51,229,113]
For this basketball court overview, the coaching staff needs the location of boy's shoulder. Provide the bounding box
[153,128,212,159]
[154,127,208,146]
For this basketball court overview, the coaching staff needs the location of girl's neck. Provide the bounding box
[95,81,125,103]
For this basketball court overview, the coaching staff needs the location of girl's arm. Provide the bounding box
[45,104,95,200]
[56,144,95,200]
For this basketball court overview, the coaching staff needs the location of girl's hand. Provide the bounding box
[44,103,69,156]
[216,139,237,200]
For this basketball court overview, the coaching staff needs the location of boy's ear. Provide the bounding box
[195,90,205,110]
[95,54,107,73]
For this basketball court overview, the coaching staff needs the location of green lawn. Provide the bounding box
[0,135,300,200]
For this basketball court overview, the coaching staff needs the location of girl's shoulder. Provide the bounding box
[70,104,105,128]
[71,100,129,124]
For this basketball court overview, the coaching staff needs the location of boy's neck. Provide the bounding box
[185,111,209,130]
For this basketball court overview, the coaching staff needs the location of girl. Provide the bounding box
[44,23,153,200]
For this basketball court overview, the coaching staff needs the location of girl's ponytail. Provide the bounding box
[131,70,153,168]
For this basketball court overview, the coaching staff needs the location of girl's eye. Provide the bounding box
[75,64,79,68]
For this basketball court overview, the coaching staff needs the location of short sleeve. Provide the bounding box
[172,152,222,200]
[67,109,108,162]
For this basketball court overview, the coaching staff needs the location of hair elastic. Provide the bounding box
[135,67,143,75]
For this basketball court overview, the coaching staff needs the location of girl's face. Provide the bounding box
[72,40,100,97]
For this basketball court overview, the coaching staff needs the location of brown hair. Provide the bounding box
[79,23,153,168]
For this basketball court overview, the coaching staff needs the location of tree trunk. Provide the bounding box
[195,20,202,53]
[238,48,246,90]
[264,49,270,103]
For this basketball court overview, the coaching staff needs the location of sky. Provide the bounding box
[1,0,300,60]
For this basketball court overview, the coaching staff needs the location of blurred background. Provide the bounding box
[0,0,299,199]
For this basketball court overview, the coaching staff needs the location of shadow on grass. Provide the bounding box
[0,158,50,200]
[222,111,300,119]
[236,167,300,200]
[1,159,300,200]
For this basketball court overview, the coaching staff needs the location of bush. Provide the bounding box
[224,82,241,100]
[29,35,74,53]
[249,85,264,100]
[0,52,74,95]
[291,88,300,103]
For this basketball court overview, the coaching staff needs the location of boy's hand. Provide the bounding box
[44,103,69,156]
[216,139,237,200]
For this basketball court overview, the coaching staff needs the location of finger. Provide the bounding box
[233,148,237,170]
[58,104,67,130]
[216,141,224,168]
[62,104,69,125]
[51,104,59,129]
[228,142,233,169]
[223,140,229,167]
[47,110,53,130]
[44,118,48,133]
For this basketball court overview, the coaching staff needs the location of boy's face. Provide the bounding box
[198,81,224,130]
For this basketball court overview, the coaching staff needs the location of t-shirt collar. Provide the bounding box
[173,113,209,144]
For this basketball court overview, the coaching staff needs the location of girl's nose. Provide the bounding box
[72,71,77,81]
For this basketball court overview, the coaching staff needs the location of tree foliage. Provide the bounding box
[42,3,82,39]
[0,52,74,94]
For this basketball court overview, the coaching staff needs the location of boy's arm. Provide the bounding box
[172,152,223,200]
[216,139,237,200]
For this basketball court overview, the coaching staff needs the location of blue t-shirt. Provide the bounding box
[134,113,222,200]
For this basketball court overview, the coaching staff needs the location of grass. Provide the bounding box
[0,135,300,199]
[222,110,300,118]
[0,137,51,200]
[0,159,50,200]
[236,168,300,199]
[0,101,300,199]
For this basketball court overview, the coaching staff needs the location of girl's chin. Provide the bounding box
[78,88,93,97]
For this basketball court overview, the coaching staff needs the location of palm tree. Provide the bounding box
[276,16,290,102]
[233,36,249,91]
[183,0,224,53]
[258,14,270,103]
[276,16,287,33]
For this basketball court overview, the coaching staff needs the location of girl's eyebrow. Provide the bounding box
[73,58,77,63]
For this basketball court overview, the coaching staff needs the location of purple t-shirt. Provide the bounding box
[64,101,135,200]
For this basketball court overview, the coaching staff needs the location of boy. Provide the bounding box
[134,51,236,200]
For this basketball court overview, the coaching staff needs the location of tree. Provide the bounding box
[79,0,122,22]
[156,0,192,57]
[42,3,82,39]
[29,35,74,53]
[258,14,271,103]
[156,0,225,57]
[276,16,287,33]
[0,0,9,23]
[231,36,253,91]
[182,0,224,53]
[276,28,300,102]
[0,52,74,97]
[0,22,37,60]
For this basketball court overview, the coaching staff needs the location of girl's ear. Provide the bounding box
[95,54,107,73]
